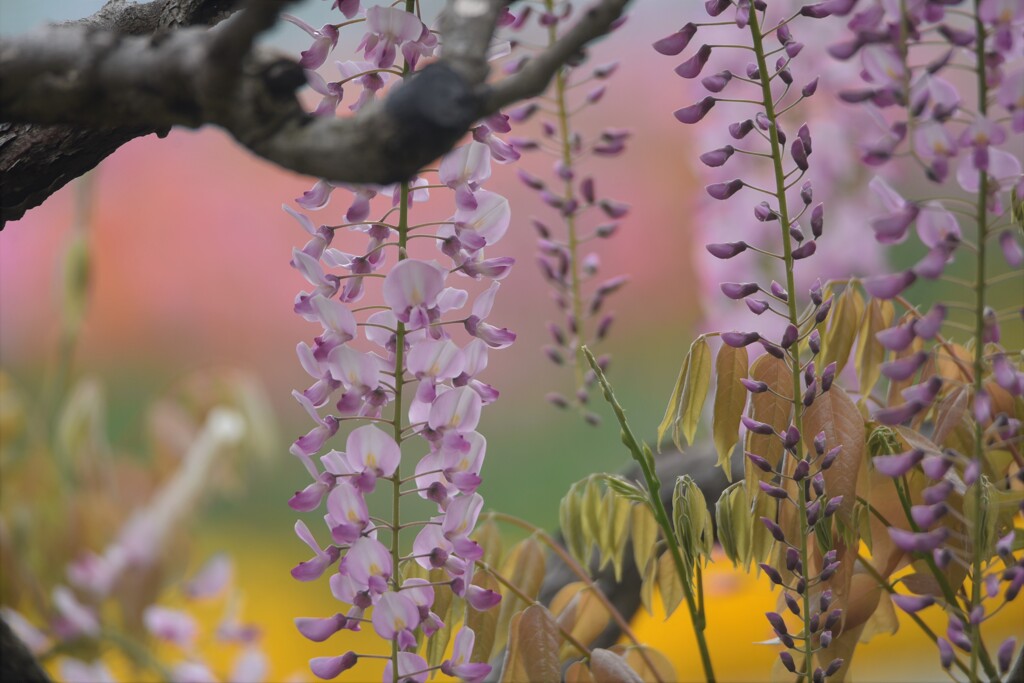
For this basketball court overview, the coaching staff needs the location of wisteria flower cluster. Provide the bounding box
[284,2,519,681]
[504,0,631,425]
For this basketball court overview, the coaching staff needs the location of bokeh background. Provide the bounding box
[1,1,1020,681]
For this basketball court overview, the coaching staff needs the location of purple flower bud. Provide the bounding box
[825,659,844,677]
[783,425,801,450]
[821,445,841,470]
[920,454,952,480]
[700,145,736,167]
[580,177,595,203]
[889,527,949,554]
[599,199,630,219]
[800,3,833,18]
[765,611,789,635]
[746,451,774,472]
[997,530,1016,557]
[911,502,948,528]
[820,630,833,648]
[876,324,914,351]
[760,563,783,585]
[761,516,787,542]
[803,382,817,407]
[982,307,1000,344]
[780,324,799,349]
[872,448,929,475]
[759,481,790,500]
[675,97,717,124]
[729,119,755,139]
[806,498,822,527]
[780,652,796,673]
[761,339,782,360]
[546,392,569,409]
[998,637,1017,675]
[722,331,761,347]
[812,472,825,497]
[999,230,1023,267]
[702,70,734,92]
[937,637,955,669]
[964,458,981,486]
[595,223,618,238]
[705,0,731,16]
[787,547,802,572]
[676,45,713,78]
[517,169,545,190]
[754,201,777,221]
[824,496,843,517]
[881,351,929,381]
[810,203,824,237]
[797,78,820,103]
[789,226,805,242]
[808,330,821,355]
[721,282,760,299]
[947,621,972,653]
[792,241,817,259]
[815,296,833,324]
[792,138,809,171]
[707,179,745,200]
[596,315,614,341]
[742,378,769,393]
[743,416,776,435]
[874,400,925,425]
[892,594,935,614]
[783,592,801,616]
[801,182,813,205]
[823,607,842,632]
[653,23,698,56]
[864,271,917,300]
[821,362,837,392]
[770,280,788,301]
[813,432,826,456]
[747,298,770,315]
[310,652,358,679]
[969,605,984,626]
[745,63,760,79]
[923,479,953,506]
[973,390,992,424]
[913,304,946,339]
[706,242,749,262]
[820,561,840,580]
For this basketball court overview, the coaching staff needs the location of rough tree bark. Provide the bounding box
[0,0,629,227]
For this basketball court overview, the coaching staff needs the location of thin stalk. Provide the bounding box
[545,0,587,395]
[969,4,993,680]
[748,10,812,680]
[389,7,416,676]
[583,347,717,682]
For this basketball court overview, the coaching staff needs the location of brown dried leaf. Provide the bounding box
[822,286,862,376]
[494,537,546,655]
[566,661,597,683]
[713,344,749,480]
[931,384,969,447]
[500,605,561,683]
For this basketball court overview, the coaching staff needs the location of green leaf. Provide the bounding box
[657,350,690,450]
[560,482,589,567]
[656,551,683,618]
[712,344,749,480]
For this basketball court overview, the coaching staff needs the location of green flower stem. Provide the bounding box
[748,10,812,680]
[545,0,587,395]
[583,346,717,682]
[970,3,992,680]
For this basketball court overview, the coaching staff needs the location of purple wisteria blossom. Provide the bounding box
[284,4,515,681]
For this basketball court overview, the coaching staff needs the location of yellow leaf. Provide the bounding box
[657,351,690,450]
[613,645,677,683]
[677,337,712,448]
[630,503,658,577]
[639,553,657,616]
[656,551,683,618]
[822,285,861,376]
[552,584,611,659]
[712,344,749,480]
[856,298,893,401]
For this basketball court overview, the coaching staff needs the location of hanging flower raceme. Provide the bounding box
[657,2,876,680]
[504,2,630,425]
[285,3,515,681]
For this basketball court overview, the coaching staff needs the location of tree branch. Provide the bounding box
[0,0,241,227]
[1,0,631,228]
